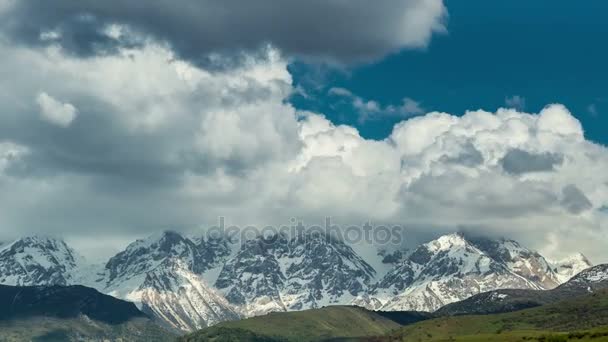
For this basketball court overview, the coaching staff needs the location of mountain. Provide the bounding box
[435,263,607,316]
[179,306,404,342]
[137,258,240,332]
[91,231,240,332]
[0,231,593,333]
[215,233,376,317]
[0,236,84,286]
[0,284,174,341]
[378,288,608,342]
[549,253,593,283]
[364,233,567,312]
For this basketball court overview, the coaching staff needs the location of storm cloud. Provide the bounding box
[0,0,446,64]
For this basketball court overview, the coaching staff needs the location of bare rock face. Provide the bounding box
[215,233,376,317]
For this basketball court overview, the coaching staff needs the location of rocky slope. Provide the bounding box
[362,233,580,312]
[549,253,593,283]
[435,263,607,316]
[90,231,239,332]
[0,236,84,286]
[215,233,376,316]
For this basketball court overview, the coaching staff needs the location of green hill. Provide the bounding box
[379,289,608,342]
[180,306,405,342]
[0,284,175,341]
[0,316,175,342]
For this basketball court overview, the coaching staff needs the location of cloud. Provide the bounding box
[0,39,607,263]
[400,98,425,116]
[588,104,598,117]
[0,141,28,172]
[0,0,447,64]
[561,184,593,214]
[500,149,563,175]
[505,95,526,110]
[328,87,424,123]
[36,92,78,127]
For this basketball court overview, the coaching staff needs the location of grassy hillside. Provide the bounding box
[180,306,403,342]
[379,289,608,341]
[0,284,176,341]
[0,316,175,342]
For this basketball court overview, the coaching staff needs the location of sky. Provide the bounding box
[0,0,607,263]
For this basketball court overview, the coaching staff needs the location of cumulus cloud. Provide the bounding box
[36,92,78,127]
[0,38,607,262]
[0,0,446,64]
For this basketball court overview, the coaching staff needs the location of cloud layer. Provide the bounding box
[0,2,607,262]
[0,37,607,262]
[0,0,446,64]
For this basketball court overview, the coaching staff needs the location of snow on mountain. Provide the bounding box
[364,233,559,312]
[558,263,608,291]
[548,253,593,283]
[467,236,561,289]
[0,231,595,331]
[0,236,85,286]
[215,233,376,317]
[136,259,240,332]
[90,231,238,332]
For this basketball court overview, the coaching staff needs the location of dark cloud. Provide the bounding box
[561,185,593,214]
[0,0,446,64]
[500,149,564,175]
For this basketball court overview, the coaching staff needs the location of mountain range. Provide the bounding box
[181,264,608,341]
[0,231,593,332]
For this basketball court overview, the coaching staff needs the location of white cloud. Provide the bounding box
[0,40,607,263]
[36,92,78,127]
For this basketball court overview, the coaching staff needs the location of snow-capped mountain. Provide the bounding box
[467,236,561,289]
[90,231,238,332]
[0,231,594,332]
[557,263,608,292]
[362,233,568,312]
[215,233,376,317]
[0,236,84,286]
[436,263,606,316]
[548,253,593,283]
[136,258,239,332]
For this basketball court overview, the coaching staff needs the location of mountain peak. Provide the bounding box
[549,253,593,283]
[425,232,468,252]
[0,235,84,286]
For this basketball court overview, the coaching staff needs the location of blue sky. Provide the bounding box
[290,0,608,144]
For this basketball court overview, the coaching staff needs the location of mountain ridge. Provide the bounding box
[0,231,594,332]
